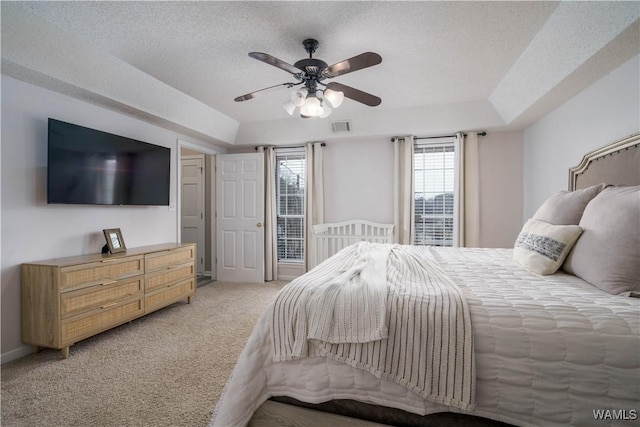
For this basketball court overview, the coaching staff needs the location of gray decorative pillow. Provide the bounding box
[513,219,583,275]
[563,186,640,296]
[533,183,606,225]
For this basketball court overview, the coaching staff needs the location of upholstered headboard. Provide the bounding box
[569,133,640,191]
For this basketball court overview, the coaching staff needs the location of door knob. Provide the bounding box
[257,223,262,227]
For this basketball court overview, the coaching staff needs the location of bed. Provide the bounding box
[211,133,640,427]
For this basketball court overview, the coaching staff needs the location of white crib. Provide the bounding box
[310,219,395,268]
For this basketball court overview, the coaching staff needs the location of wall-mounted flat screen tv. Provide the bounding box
[47,118,171,206]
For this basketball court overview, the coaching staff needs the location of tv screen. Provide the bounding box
[47,118,171,206]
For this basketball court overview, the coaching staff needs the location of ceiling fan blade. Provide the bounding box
[323,52,382,78]
[234,83,294,102]
[325,82,381,107]
[249,52,302,75]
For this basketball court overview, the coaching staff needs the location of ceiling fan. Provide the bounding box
[234,39,382,118]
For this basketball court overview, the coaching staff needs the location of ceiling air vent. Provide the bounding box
[331,120,351,133]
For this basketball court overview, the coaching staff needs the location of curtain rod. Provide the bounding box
[255,142,325,151]
[416,131,486,140]
[391,131,486,142]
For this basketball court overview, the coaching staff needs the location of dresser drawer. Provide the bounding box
[145,246,195,273]
[145,262,195,293]
[60,256,144,292]
[61,296,144,345]
[61,277,144,319]
[145,277,195,313]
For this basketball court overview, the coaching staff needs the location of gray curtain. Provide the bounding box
[260,146,278,281]
[393,136,415,244]
[304,142,325,271]
[455,131,480,247]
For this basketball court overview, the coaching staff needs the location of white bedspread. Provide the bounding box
[211,247,640,427]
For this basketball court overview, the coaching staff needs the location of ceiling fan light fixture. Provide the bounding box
[319,102,332,118]
[291,87,308,107]
[282,100,296,115]
[300,95,323,117]
[324,88,344,108]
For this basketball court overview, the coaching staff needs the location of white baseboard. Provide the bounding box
[2,345,33,365]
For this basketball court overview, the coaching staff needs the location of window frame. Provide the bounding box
[275,148,306,263]
[413,137,459,247]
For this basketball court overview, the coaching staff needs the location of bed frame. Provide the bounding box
[310,220,394,268]
[569,132,639,190]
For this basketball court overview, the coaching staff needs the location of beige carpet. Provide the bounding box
[1,281,287,427]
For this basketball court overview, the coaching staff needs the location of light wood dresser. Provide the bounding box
[21,243,196,359]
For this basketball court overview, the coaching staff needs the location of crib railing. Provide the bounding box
[310,220,394,268]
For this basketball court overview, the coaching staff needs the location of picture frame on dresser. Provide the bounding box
[103,228,126,254]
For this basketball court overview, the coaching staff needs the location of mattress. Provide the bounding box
[210,247,640,427]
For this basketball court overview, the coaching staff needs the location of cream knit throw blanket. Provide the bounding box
[307,242,391,344]
[271,242,476,411]
[272,242,390,359]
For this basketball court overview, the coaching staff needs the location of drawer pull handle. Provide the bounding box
[101,302,118,309]
[100,258,120,263]
[101,280,117,286]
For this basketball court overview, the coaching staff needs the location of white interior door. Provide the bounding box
[216,153,264,282]
[181,156,205,275]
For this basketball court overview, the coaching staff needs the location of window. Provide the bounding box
[276,151,305,262]
[413,140,456,246]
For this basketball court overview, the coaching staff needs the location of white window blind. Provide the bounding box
[413,141,456,246]
[276,151,305,262]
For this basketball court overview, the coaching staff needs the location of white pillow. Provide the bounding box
[563,186,640,295]
[532,183,606,225]
[513,219,583,275]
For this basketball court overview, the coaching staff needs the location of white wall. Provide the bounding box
[523,54,640,218]
[323,137,395,224]
[1,76,221,363]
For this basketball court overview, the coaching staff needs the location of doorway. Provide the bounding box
[181,154,205,276]
[178,140,219,286]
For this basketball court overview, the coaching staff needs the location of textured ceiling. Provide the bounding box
[2,1,639,146]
